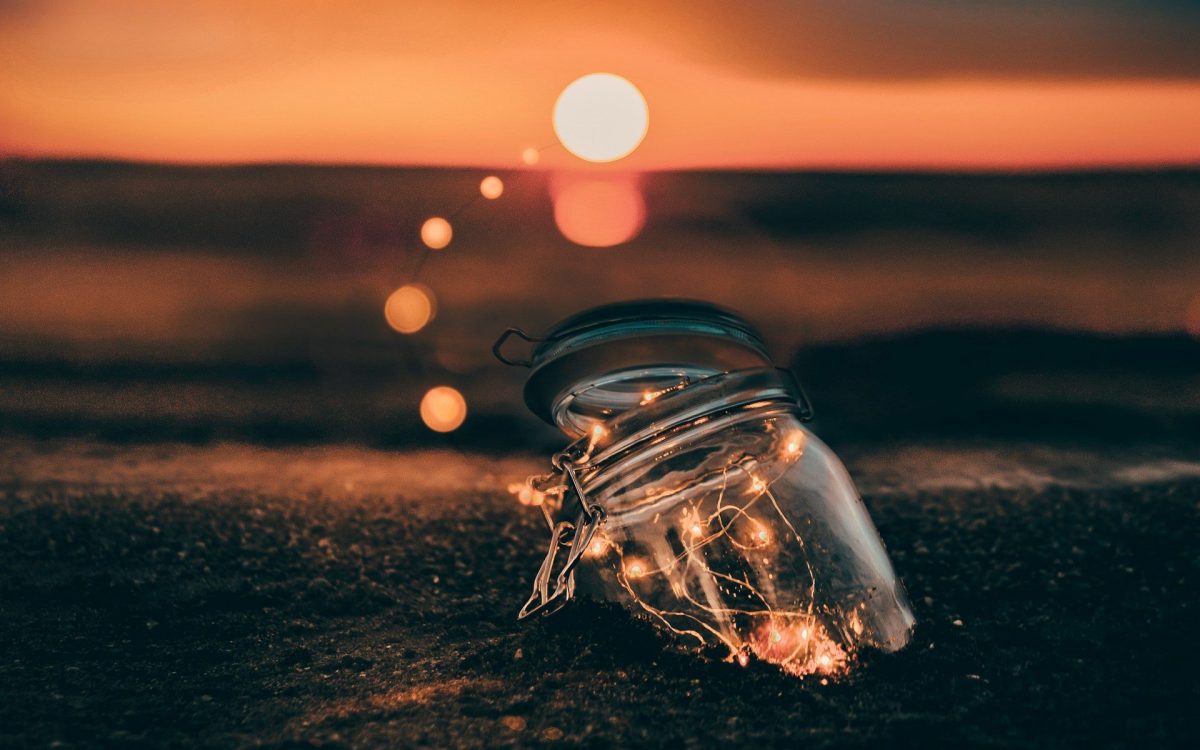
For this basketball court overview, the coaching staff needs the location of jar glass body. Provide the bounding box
[570,369,914,676]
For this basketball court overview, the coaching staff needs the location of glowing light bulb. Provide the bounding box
[383,284,435,334]
[480,176,504,200]
[420,217,452,250]
[419,386,467,433]
[770,630,782,644]
[514,485,545,507]
[756,528,770,545]
[784,432,806,457]
[689,523,703,537]
[751,477,767,494]
[736,652,750,667]
[521,147,540,166]
[625,559,647,578]
[587,538,608,557]
[553,73,648,163]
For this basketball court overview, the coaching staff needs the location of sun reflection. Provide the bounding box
[552,175,645,247]
[383,284,435,334]
[420,386,467,433]
[554,73,648,163]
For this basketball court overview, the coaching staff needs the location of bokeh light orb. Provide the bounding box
[480,175,504,200]
[420,386,467,433]
[420,217,453,250]
[554,73,648,163]
[553,176,646,247]
[521,147,540,166]
[383,284,435,334]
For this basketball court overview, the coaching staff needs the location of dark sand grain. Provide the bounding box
[1,440,1195,749]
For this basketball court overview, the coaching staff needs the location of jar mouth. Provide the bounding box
[517,299,774,436]
[549,362,727,437]
[575,367,802,479]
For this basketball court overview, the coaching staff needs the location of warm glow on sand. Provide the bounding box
[553,73,649,163]
[420,386,467,433]
[420,217,453,250]
[479,176,504,200]
[552,176,645,247]
[383,284,435,334]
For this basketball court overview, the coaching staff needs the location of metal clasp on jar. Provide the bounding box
[517,442,608,619]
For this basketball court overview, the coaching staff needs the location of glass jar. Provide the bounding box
[496,300,914,677]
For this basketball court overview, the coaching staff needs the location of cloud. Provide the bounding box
[621,0,1200,81]
[3,1,1198,80]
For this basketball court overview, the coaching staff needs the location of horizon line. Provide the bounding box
[4,153,1199,177]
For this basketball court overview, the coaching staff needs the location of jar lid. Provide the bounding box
[494,299,774,437]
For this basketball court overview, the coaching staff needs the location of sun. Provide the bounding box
[553,73,649,163]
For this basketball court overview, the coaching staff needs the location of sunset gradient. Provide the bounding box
[1,1,1198,169]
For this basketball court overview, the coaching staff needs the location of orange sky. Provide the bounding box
[2,1,1199,169]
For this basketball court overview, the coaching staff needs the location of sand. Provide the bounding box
[1,438,1195,748]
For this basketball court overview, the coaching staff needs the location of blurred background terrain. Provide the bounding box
[2,160,1199,448]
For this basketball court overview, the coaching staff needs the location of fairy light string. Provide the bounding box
[402,141,561,294]
[510,417,859,679]
[390,142,562,431]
